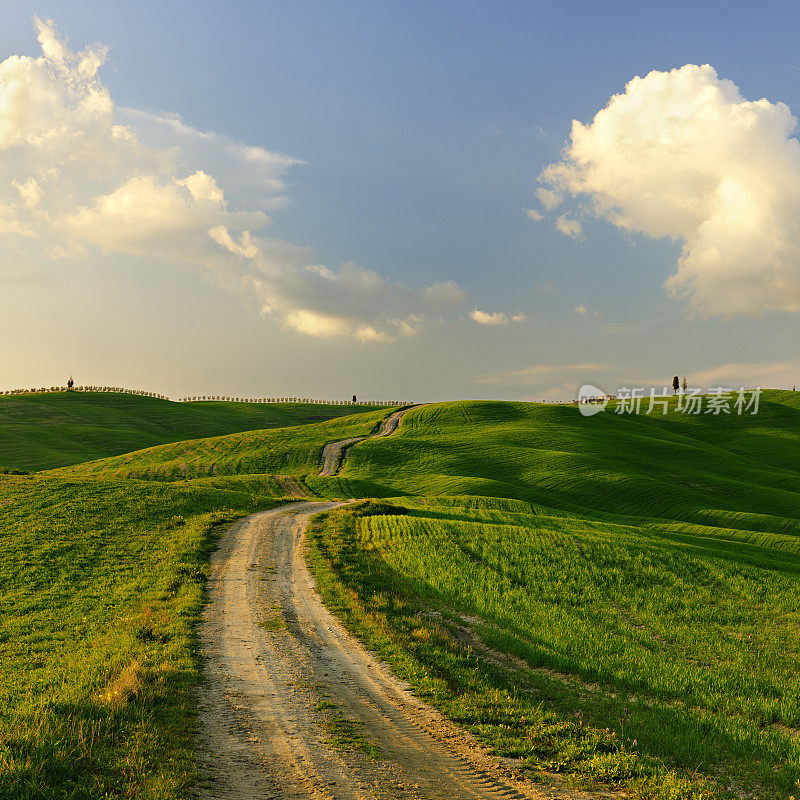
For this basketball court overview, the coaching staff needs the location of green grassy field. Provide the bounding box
[59,407,395,481]
[0,392,369,472]
[0,472,283,799]
[0,405,394,798]
[308,498,800,799]
[303,394,800,798]
[5,391,800,798]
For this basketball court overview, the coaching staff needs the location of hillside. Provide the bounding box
[305,394,800,795]
[0,392,368,471]
[330,393,800,543]
[13,391,800,798]
[57,407,396,480]
[67,390,800,548]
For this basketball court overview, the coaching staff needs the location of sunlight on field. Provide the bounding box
[308,497,800,798]
[4,392,800,798]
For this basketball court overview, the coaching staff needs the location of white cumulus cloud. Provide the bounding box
[0,20,467,341]
[538,63,800,317]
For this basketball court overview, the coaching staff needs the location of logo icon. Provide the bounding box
[578,384,608,416]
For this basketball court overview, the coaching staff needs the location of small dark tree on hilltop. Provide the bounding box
[672,376,679,395]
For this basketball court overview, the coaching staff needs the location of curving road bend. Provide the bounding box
[194,502,582,800]
[318,406,417,477]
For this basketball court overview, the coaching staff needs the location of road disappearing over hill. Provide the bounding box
[194,408,588,799]
[318,406,417,477]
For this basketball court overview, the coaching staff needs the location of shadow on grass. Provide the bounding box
[307,506,800,798]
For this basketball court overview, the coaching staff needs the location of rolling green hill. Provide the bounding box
[0,392,368,472]
[304,393,800,797]
[332,394,800,541]
[8,391,800,798]
[68,390,800,549]
[57,407,395,480]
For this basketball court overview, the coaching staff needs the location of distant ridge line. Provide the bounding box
[0,385,412,406]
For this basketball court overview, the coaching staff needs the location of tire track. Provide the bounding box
[275,475,313,498]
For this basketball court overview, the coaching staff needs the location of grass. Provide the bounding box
[0,405,399,798]
[307,499,800,798]
[337,396,800,540]
[299,394,800,799]
[58,407,397,481]
[323,714,382,760]
[312,690,382,759]
[8,391,800,798]
[0,473,282,799]
[0,392,370,472]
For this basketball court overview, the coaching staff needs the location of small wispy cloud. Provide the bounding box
[536,187,562,211]
[470,308,527,326]
[601,322,645,335]
[555,215,582,239]
[573,302,601,318]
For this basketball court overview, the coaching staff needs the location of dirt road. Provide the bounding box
[194,408,593,799]
[318,406,416,477]
[194,502,584,800]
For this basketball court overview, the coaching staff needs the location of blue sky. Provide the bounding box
[2,1,800,400]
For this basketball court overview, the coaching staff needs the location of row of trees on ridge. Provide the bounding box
[0,386,408,405]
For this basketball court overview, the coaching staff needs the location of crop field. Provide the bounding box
[0,392,369,472]
[4,391,800,798]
